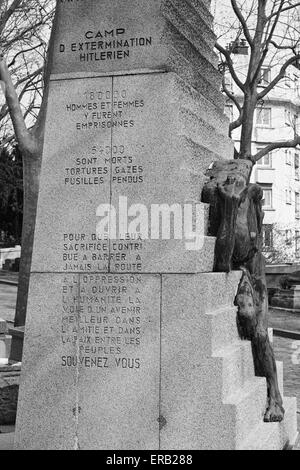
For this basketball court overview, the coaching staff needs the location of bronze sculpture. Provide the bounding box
[202,159,284,423]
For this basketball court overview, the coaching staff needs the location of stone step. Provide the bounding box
[196,340,256,403]
[213,340,255,399]
[213,347,285,408]
[187,0,213,26]
[174,75,231,138]
[163,0,218,65]
[162,271,242,317]
[238,397,298,450]
[206,307,240,354]
[185,307,240,359]
[276,361,284,397]
[179,107,234,158]
[224,377,268,447]
[165,22,221,88]
[168,49,225,110]
[180,137,231,182]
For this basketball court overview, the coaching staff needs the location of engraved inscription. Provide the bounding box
[65,88,144,131]
[61,274,144,369]
[59,26,153,63]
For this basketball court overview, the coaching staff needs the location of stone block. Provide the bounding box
[0,335,12,360]
[31,72,223,275]
[15,272,161,449]
[14,274,79,450]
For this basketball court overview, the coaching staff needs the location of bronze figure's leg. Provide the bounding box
[202,161,285,423]
[235,268,284,422]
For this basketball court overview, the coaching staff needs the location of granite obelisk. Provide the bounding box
[14,0,297,450]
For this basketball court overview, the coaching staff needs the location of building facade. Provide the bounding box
[224,49,300,262]
[213,1,300,262]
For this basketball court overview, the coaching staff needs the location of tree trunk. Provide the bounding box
[14,154,41,327]
[239,93,257,161]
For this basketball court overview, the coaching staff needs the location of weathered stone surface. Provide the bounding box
[14,274,78,450]
[15,273,161,449]
[77,274,161,450]
[31,72,232,275]
[160,273,297,450]
[15,0,297,451]
[52,0,218,76]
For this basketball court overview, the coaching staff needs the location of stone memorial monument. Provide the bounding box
[14,0,297,449]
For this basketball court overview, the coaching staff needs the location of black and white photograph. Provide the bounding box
[0,0,299,454]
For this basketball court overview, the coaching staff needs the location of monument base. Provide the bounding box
[14,271,297,450]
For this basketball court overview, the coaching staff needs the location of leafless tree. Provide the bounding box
[202,0,300,421]
[215,0,300,162]
[0,0,55,326]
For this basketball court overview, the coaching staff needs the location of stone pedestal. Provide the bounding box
[271,286,300,312]
[14,0,297,449]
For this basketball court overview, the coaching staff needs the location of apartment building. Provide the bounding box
[223,47,300,262]
[212,0,300,262]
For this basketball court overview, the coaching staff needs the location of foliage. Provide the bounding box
[0,144,23,245]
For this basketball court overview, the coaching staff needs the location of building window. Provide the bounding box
[296,193,300,218]
[262,224,273,249]
[296,230,300,257]
[294,114,298,129]
[261,185,273,209]
[285,149,293,165]
[258,68,271,87]
[256,107,271,127]
[285,229,293,245]
[286,188,292,204]
[225,104,234,122]
[295,153,299,180]
[285,109,292,126]
[257,148,272,167]
[285,71,292,87]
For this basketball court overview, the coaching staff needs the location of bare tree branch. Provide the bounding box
[215,42,245,91]
[253,136,300,162]
[231,0,253,47]
[257,54,300,100]
[0,0,22,35]
[267,1,300,21]
[0,54,38,157]
[222,76,242,114]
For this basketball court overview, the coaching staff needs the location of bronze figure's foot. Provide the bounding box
[264,398,285,423]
